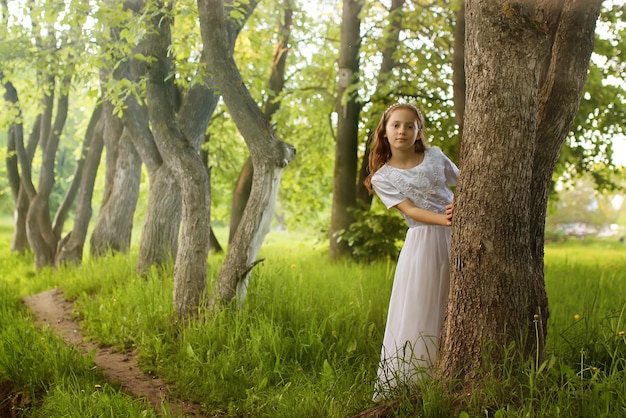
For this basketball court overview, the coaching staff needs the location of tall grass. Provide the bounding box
[1,230,625,416]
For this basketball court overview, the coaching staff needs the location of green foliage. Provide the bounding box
[334,202,406,262]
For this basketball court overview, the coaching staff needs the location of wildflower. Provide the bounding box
[574,314,580,321]
[619,331,624,337]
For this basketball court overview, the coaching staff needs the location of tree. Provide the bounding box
[198,0,296,307]
[329,0,364,258]
[229,0,294,243]
[439,0,603,384]
[55,101,105,265]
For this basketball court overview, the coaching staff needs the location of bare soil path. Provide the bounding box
[23,288,208,417]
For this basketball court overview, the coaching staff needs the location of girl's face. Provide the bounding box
[385,108,419,153]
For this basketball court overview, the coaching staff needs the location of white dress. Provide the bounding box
[371,147,459,400]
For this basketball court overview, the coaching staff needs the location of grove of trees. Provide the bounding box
[1,0,625,396]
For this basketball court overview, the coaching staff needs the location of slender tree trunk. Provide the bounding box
[329,0,363,258]
[52,103,103,242]
[56,104,105,265]
[26,76,71,268]
[229,0,293,243]
[439,0,602,385]
[198,0,296,308]
[1,71,31,253]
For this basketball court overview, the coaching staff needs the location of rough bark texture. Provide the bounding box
[143,3,212,318]
[90,113,142,257]
[439,0,602,385]
[329,0,364,258]
[198,0,296,308]
[56,104,105,266]
[229,0,292,243]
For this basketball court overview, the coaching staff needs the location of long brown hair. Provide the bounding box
[364,103,427,193]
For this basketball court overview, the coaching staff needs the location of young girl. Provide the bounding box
[365,103,458,400]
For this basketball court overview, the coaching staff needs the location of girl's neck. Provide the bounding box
[388,150,424,169]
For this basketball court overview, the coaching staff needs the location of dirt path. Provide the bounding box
[23,288,207,417]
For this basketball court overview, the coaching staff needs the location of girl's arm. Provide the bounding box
[395,199,453,226]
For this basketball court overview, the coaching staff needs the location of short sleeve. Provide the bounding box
[437,148,459,187]
[371,172,407,209]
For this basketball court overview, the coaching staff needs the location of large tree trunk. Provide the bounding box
[198,0,296,308]
[229,0,292,243]
[439,0,602,385]
[329,0,363,258]
[143,3,212,318]
[56,103,105,266]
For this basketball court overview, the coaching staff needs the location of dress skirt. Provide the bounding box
[373,224,451,400]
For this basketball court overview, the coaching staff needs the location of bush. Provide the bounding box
[335,203,406,262]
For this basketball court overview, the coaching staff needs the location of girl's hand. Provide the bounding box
[445,203,454,224]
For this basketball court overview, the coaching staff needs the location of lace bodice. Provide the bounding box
[371,147,459,228]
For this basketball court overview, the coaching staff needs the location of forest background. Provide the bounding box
[1,0,626,416]
[1,0,624,254]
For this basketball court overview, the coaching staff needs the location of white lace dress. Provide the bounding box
[371,147,459,400]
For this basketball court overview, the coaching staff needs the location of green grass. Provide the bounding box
[1,229,625,417]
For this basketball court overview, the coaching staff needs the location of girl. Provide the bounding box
[365,103,458,400]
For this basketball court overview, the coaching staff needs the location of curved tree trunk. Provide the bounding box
[90,109,142,256]
[143,3,212,319]
[439,0,602,385]
[229,0,292,243]
[56,103,105,266]
[329,0,363,258]
[198,0,296,308]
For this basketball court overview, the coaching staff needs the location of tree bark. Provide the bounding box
[52,102,103,243]
[1,70,33,253]
[90,111,142,257]
[198,0,296,308]
[229,0,293,243]
[143,3,212,318]
[26,76,71,268]
[56,103,105,266]
[329,0,363,258]
[439,0,602,385]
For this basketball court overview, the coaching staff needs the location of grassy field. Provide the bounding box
[0,229,625,417]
